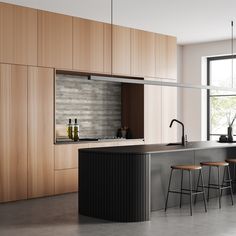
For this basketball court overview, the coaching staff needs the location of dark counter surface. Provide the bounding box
[80,141,236,154]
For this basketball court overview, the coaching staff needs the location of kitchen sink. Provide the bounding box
[166,142,183,146]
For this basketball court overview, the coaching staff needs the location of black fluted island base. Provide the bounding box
[79,151,150,222]
[79,141,236,222]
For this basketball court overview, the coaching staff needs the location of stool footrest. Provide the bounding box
[169,189,205,196]
[198,184,232,190]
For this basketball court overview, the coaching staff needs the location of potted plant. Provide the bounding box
[226,112,236,142]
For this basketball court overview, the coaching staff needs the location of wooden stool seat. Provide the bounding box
[200,161,228,167]
[171,165,202,171]
[226,159,236,163]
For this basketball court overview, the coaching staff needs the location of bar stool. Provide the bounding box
[165,165,207,216]
[200,161,234,208]
[225,159,236,192]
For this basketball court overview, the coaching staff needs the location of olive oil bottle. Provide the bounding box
[67,118,73,140]
[74,118,79,141]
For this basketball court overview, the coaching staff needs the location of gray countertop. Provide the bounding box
[80,141,236,155]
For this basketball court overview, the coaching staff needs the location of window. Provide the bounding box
[207,56,236,140]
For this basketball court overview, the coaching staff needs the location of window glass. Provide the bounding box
[208,57,236,140]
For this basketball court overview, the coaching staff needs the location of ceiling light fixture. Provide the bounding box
[90,2,236,92]
[231,21,234,88]
[90,75,236,92]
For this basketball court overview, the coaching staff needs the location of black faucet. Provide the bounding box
[169,119,185,146]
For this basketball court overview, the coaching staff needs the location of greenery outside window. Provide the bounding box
[207,55,236,140]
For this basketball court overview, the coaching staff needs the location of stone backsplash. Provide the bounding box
[56,74,121,138]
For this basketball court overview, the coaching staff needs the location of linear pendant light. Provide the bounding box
[231,21,234,88]
[103,1,236,92]
[90,75,236,92]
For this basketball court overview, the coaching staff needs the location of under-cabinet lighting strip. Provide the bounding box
[90,76,236,92]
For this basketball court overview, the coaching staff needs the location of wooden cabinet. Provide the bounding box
[28,67,54,198]
[55,169,78,194]
[0,3,37,65]
[104,23,112,74]
[55,143,89,170]
[131,29,155,77]
[54,143,89,194]
[0,64,28,202]
[167,36,177,80]
[144,78,177,144]
[155,34,167,79]
[38,11,73,69]
[162,81,177,143]
[73,18,108,73]
[112,25,131,76]
[144,78,162,144]
[155,34,177,80]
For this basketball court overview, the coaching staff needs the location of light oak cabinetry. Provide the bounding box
[131,29,155,77]
[73,18,109,73]
[54,143,89,194]
[144,78,177,144]
[0,64,28,202]
[55,169,78,194]
[38,11,73,69]
[104,23,112,74]
[55,143,89,170]
[161,81,177,142]
[155,34,177,80]
[112,25,131,76]
[144,78,162,144]
[0,3,37,65]
[166,36,177,80]
[0,2,178,201]
[28,67,54,198]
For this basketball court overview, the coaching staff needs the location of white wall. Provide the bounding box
[179,39,236,141]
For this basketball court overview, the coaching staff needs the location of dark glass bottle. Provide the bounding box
[67,118,73,140]
[74,118,79,141]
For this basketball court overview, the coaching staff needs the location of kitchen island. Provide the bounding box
[79,141,236,222]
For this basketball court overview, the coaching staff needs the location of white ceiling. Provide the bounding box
[2,0,236,45]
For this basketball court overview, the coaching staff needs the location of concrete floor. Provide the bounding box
[0,193,236,236]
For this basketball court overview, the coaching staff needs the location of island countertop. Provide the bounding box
[80,141,236,154]
[79,140,236,222]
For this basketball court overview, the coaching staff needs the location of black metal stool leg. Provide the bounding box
[189,170,193,216]
[217,166,221,209]
[165,169,173,212]
[180,170,183,208]
[200,169,207,212]
[194,170,201,204]
[207,166,211,202]
[220,167,226,198]
[234,163,236,193]
[227,165,234,205]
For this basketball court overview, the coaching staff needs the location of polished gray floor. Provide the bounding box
[0,193,236,236]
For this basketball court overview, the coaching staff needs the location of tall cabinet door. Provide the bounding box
[162,81,177,143]
[131,29,155,77]
[112,25,131,76]
[144,78,162,144]
[38,11,73,69]
[73,18,104,73]
[0,64,28,202]
[28,67,54,198]
[0,3,37,65]
[156,34,177,80]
